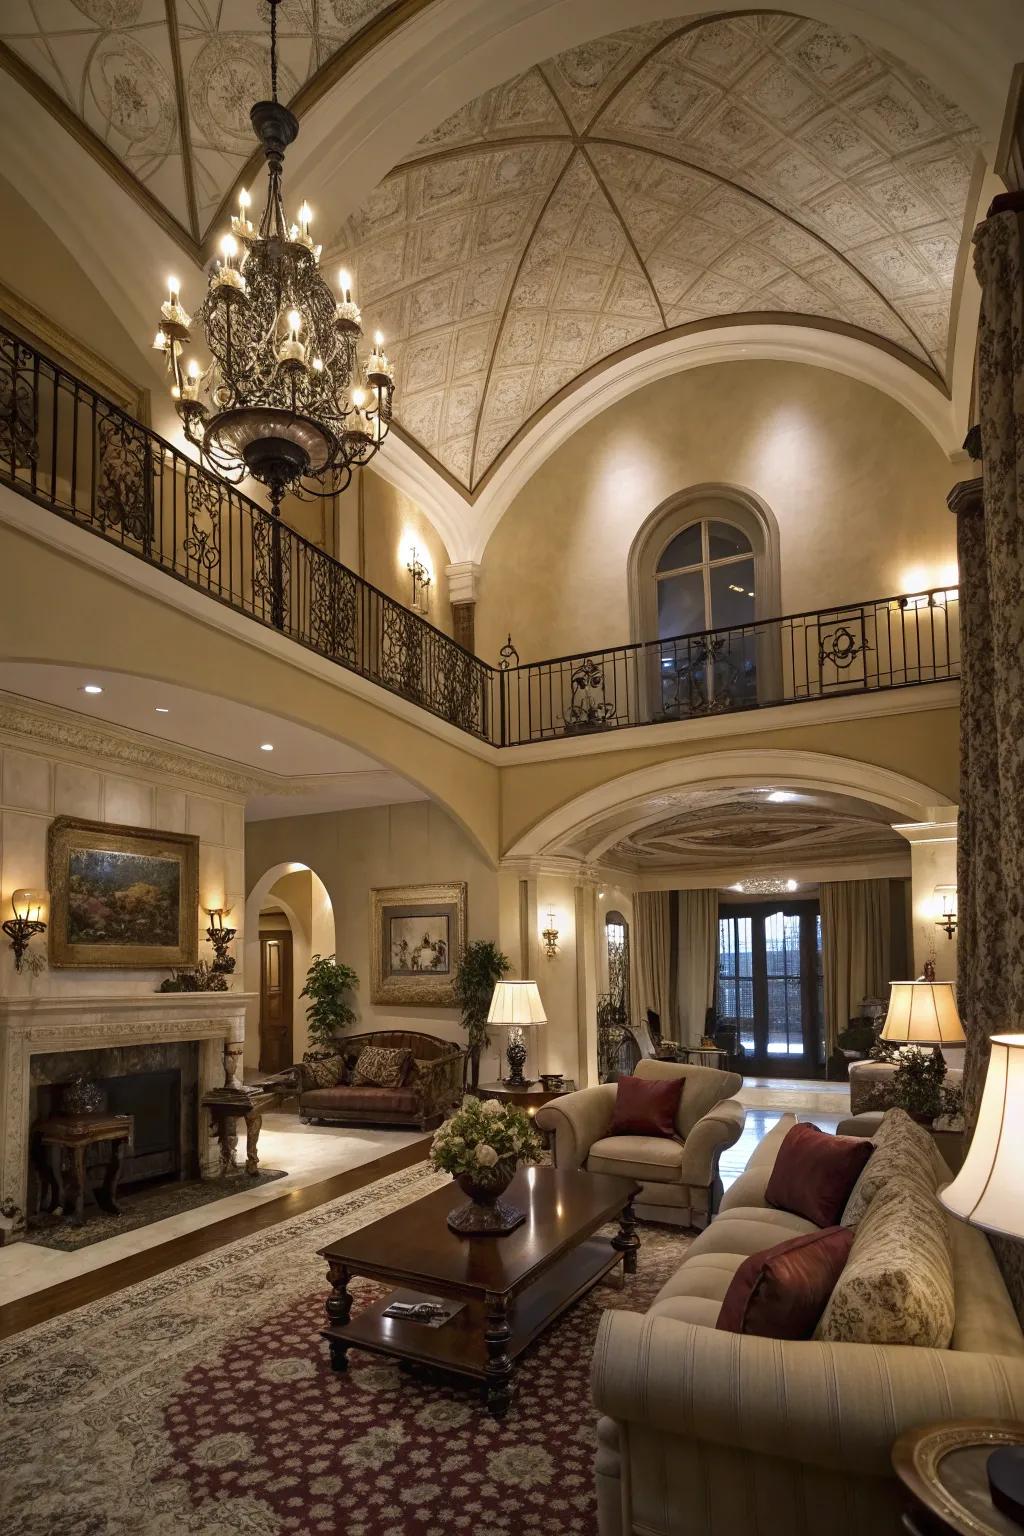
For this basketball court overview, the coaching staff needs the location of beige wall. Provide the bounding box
[245,800,499,1059]
[346,470,454,636]
[0,715,246,997]
[477,361,960,665]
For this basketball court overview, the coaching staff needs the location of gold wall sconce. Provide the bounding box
[934,884,958,940]
[407,546,431,614]
[4,889,48,971]
[204,906,237,973]
[542,910,559,959]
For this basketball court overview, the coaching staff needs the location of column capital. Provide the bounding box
[947,477,983,518]
[445,561,481,605]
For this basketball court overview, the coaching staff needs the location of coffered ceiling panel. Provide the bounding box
[0,0,399,240]
[333,10,979,492]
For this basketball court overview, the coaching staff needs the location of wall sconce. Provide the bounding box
[541,910,559,959]
[204,906,237,973]
[407,546,431,614]
[4,889,48,971]
[934,884,958,940]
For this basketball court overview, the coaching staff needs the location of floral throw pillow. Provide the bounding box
[351,1045,413,1088]
[302,1053,346,1089]
[841,1106,938,1226]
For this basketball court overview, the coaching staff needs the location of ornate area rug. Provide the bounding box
[0,1163,693,1536]
[25,1169,288,1252]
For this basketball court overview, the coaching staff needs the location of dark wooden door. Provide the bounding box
[259,929,293,1074]
[717,901,823,1076]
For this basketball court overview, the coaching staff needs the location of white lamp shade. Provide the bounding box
[487,980,546,1027]
[941,1035,1024,1239]
[880,981,965,1045]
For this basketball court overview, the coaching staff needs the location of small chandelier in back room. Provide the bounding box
[150,0,393,511]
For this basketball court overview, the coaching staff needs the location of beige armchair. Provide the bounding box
[535,1060,744,1227]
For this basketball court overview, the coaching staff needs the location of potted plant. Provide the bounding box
[452,940,510,1089]
[300,954,359,1057]
[431,1095,542,1234]
[888,1045,962,1125]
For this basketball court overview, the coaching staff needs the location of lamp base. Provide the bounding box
[989,1447,1024,1524]
[503,1033,533,1090]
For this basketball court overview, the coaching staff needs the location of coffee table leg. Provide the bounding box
[613,1195,640,1276]
[484,1291,514,1419]
[324,1260,352,1372]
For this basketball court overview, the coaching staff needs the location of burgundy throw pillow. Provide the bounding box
[716,1225,855,1338]
[608,1074,683,1139]
[765,1123,873,1227]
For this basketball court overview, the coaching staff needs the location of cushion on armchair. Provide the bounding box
[765,1123,873,1227]
[351,1045,413,1088]
[716,1225,856,1338]
[609,1074,684,1139]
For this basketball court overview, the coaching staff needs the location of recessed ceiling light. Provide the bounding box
[155,707,170,714]
[259,743,274,752]
[80,684,103,695]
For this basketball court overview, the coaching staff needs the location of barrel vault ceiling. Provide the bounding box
[0,0,400,239]
[331,10,979,493]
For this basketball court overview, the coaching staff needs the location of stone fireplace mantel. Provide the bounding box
[0,991,255,1235]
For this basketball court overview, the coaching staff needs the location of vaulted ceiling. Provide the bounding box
[331,11,979,492]
[0,0,398,240]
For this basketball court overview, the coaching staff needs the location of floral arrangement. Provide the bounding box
[430,1095,543,1181]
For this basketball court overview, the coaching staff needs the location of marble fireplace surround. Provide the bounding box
[0,992,254,1236]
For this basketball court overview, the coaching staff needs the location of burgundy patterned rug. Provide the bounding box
[0,1162,692,1536]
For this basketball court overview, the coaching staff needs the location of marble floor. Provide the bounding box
[722,1076,849,1188]
[0,1115,424,1308]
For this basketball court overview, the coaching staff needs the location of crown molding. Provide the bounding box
[0,692,276,799]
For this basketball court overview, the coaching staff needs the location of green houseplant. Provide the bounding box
[300,954,359,1054]
[452,940,510,1089]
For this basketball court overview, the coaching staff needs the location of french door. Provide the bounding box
[717,901,824,1074]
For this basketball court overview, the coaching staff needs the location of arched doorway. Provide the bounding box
[244,863,336,1072]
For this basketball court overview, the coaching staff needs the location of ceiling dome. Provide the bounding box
[332,11,978,493]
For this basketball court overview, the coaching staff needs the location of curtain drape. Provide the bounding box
[677,889,718,1045]
[820,879,892,1055]
[633,891,671,1037]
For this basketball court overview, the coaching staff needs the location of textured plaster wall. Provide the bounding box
[476,361,960,666]
[245,800,498,1051]
[339,470,455,637]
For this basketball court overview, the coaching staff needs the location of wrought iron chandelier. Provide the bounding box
[150,0,393,509]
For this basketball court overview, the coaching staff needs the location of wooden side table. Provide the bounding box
[202,1086,280,1176]
[469,1082,576,1148]
[893,1420,1024,1535]
[33,1112,134,1228]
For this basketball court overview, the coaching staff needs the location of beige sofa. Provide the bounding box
[591,1113,1024,1536]
[536,1060,744,1228]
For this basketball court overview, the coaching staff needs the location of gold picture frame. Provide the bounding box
[370,882,467,1006]
[48,816,199,969]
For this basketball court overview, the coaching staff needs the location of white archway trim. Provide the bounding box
[465,326,960,560]
[505,749,954,859]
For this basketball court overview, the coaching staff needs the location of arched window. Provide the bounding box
[655,518,756,640]
[628,486,781,717]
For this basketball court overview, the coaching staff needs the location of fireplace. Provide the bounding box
[29,1041,200,1212]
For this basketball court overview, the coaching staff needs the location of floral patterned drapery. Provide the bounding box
[957,198,1024,1311]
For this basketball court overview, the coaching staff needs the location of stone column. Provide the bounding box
[445,561,480,652]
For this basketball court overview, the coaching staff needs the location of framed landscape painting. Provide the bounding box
[370,882,467,1006]
[48,817,199,969]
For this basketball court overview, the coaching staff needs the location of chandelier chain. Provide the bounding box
[269,0,279,103]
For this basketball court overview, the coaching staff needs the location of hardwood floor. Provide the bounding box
[0,1135,432,1342]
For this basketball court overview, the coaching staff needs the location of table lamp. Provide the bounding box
[940,1035,1024,1521]
[487,980,546,1088]
[880,981,966,1051]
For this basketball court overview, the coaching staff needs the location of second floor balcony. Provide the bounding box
[0,322,961,751]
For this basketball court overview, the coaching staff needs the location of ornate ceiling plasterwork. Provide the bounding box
[332,10,979,493]
[605,795,907,872]
[0,0,404,244]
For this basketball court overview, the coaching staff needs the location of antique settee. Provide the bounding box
[296,1029,465,1131]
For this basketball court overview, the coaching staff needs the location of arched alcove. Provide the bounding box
[244,862,336,1070]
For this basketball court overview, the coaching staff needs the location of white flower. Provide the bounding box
[480,1099,503,1117]
[447,1135,465,1150]
[475,1143,498,1167]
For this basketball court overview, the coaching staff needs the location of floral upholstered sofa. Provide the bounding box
[296,1029,465,1130]
[591,1109,1024,1536]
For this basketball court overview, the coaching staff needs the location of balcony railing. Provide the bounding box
[0,321,960,749]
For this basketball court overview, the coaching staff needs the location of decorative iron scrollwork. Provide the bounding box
[564,657,616,732]
[499,633,519,670]
[0,336,38,474]
[252,511,289,630]
[819,622,871,670]
[95,410,152,543]
[381,597,424,700]
[183,469,222,573]
[309,549,357,662]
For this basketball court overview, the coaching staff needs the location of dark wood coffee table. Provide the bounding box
[318,1166,641,1418]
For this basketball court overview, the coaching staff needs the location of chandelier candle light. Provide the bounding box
[150,0,394,513]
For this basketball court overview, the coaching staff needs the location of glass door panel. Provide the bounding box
[718,901,822,1073]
